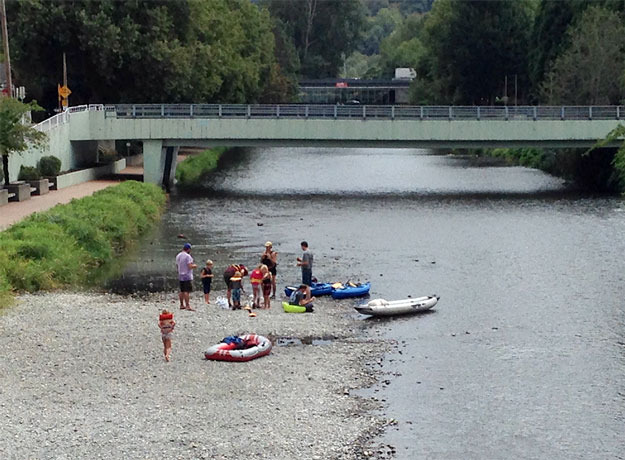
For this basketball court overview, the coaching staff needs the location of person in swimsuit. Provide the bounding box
[200,260,214,304]
[260,264,271,309]
[158,310,176,361]
[261,241,278,299]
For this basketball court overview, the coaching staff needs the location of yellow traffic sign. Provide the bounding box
[58,84,71,98]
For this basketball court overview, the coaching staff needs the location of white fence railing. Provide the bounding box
[103,104,625,121]
[35,104,104,132]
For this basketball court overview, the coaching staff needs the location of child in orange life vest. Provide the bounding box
[158,310,176,361]
[230,271,244,309]
[250,264,264,308]
[260,264,272,309]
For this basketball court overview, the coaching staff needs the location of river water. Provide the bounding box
[111,147,625,459]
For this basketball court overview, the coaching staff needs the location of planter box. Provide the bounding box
[4,182,31,201]
[55,159,126,189]
[44,176,58,191]
[29,178,49,195]
[0,188,7,206]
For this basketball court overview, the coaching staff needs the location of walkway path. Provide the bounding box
[0,180,121,231]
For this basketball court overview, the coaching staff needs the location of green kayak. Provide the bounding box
[282,302,313,313]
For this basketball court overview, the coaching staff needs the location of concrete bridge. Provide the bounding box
[19,104,625,188]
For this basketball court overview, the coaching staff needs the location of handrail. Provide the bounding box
[35,104,104,132]
[104,104,625,121]
[34,104,625,132]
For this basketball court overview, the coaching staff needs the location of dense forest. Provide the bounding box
[8,0,625,109]
[4,0,625,191]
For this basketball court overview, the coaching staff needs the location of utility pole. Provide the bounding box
[58,52,71,110]
[0,0,12,98]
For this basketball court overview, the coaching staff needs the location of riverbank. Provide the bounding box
[175,147,226,188]
[0,181,166,307]
[0,290,391,459]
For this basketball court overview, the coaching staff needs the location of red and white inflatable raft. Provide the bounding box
[204,334,272,362]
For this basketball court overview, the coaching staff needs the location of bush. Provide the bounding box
[175,147,226,187]
[17,165,41,181]
[38,155,62,177]
[0,181,166,301]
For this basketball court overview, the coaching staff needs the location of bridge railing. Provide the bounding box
[103,104,625,121]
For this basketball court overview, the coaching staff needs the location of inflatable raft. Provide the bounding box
[284,282,333,297]
[331,282,371,299]
[355,295,439,316]
[204,334,272,362]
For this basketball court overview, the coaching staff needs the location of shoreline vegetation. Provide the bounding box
[0,181,166,307]
[472,145,624,193]
[175,147,227,188]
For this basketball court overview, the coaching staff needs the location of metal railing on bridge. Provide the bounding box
[105,104,625,121]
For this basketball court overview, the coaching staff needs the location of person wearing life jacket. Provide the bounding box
[158,310,176,362]
[223,264,248,307]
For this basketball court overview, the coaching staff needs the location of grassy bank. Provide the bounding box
[175,147,226,187]
[0,181,166,306]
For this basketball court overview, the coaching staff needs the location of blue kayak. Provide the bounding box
[284,282,334,297]
[331,282,371,299]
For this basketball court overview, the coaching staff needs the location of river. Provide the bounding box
[110,147,625,459]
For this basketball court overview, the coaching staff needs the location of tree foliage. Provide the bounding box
[6,0,281,111]
[539,7,625,105]
[266,0,367,78]
[359,6,403,56]
[528,0,625,100]
[0,97,46,185]
[373,13,425,78]
[411,0,534,105]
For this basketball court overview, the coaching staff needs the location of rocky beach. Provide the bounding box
[0,290,391,459]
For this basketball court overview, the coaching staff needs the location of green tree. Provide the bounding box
[374,13,425,78]
[266,0,367,78]
[411,0,534,105]
[539,7,625,105]
[528,0,625,100]
[6,0,282,111]
[0,97,46,186]
[359,6,403,56]
[528,0,579,99]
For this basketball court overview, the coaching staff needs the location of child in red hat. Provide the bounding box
[158,310,176,361]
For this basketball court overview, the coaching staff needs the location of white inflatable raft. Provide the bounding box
[355,295,439,316]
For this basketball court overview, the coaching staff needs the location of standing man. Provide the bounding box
[296,241,313,286]
[176,243,197,311]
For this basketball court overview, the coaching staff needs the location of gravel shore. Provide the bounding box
[0,290,390,459]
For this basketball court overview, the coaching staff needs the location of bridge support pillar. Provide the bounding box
[143,140,178,190]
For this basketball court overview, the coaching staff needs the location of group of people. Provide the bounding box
[166,240,316,361]
[176,240,314,311]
